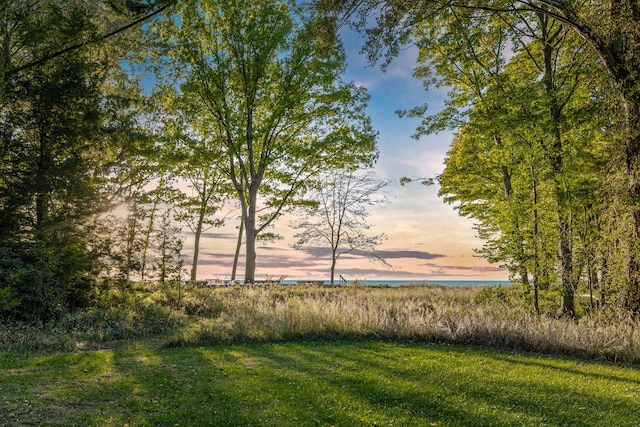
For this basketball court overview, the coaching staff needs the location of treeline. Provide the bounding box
[332,0,639,316]
[3,0,640,322]
[315,0,640,317]
[0,0,378,321]
[0,0,180,321]
[418,10,634,317]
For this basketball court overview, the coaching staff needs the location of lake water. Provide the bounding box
[282,279,510,287]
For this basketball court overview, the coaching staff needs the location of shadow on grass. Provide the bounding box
[242,342,640,426]
[2,342,640,426]
[489,350,640,386]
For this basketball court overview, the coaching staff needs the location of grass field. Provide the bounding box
[2,283,640,426]
[2,340,640,426]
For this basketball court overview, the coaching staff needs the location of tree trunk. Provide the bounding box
[532,168,541,316]
[190,208,205,281]
[231,216,243,281]
[124,202,139,283]
[600,259,608,307]
[498,136,532,306]
[330,247,337,285]
[530,218,540,316]
[587,261,597,311]
[540,17,575,316]
[35,130,48,235]
[559,215,575,316]
[141,197,158,283]
[243,189,258,284]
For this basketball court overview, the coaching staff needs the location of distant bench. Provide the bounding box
[189,279,334,287]
[188,280,239,287]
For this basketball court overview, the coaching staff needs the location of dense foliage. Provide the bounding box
[322,0,640,316]
[0,0,153,320]
[0,0,378,320]
[424,9,632,316]
[2,0,640,321]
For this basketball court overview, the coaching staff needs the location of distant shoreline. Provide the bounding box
[280,279,511,287]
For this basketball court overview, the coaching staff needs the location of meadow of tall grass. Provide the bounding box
[2,282,639,364]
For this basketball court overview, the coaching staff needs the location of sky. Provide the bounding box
[183,28,509,282]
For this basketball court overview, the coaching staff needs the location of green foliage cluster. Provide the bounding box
[0,245,97,322]
[0,0,378,320]
[0,0,171,321]
[0,281,188,353]
[321,0,640,318]
[392,6,634,317]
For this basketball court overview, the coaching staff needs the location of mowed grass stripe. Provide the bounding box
[2,341,639,426]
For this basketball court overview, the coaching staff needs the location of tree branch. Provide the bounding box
[4,1,173,78]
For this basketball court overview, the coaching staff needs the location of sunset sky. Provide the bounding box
[186,29,508,282]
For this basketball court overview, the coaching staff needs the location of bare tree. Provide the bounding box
[293,169,388,284]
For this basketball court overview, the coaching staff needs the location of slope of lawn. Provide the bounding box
[2,340,640,426]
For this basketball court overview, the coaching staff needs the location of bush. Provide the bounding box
[0,246,65,321]
[0,243,100,322]
[0,285,20,316]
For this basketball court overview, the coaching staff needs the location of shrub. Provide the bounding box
[0,246,66,322]
[0,242,101,322]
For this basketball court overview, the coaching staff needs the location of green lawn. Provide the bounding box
[1,341,639,426]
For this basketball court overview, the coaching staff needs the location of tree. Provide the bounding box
[107,200,145,283]
[1,0,175,81]
[321,0,638,311]
[0,7,110,317]
[176,166,228,282]
[152,208,184,285]
[521,13,603,315]
[0,0,156,319]
[174,155,230,282]
[407,9,537,293]
[231,215,244,282]
[463,27,603,311]
[294,168,387,284]
[148,0,377,283]
[152,83,234,282]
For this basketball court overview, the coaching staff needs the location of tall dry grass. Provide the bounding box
[170,284,640,363]
[2,283,639,364]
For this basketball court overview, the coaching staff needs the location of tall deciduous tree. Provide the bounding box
[150,86,230,282]
[294,169,387,284]
[148,0,377,283]
[176,165,228,282]
[152,207,184,284]
[173,139,230,281]
[437,15,608,314]
[406,10,536,291]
